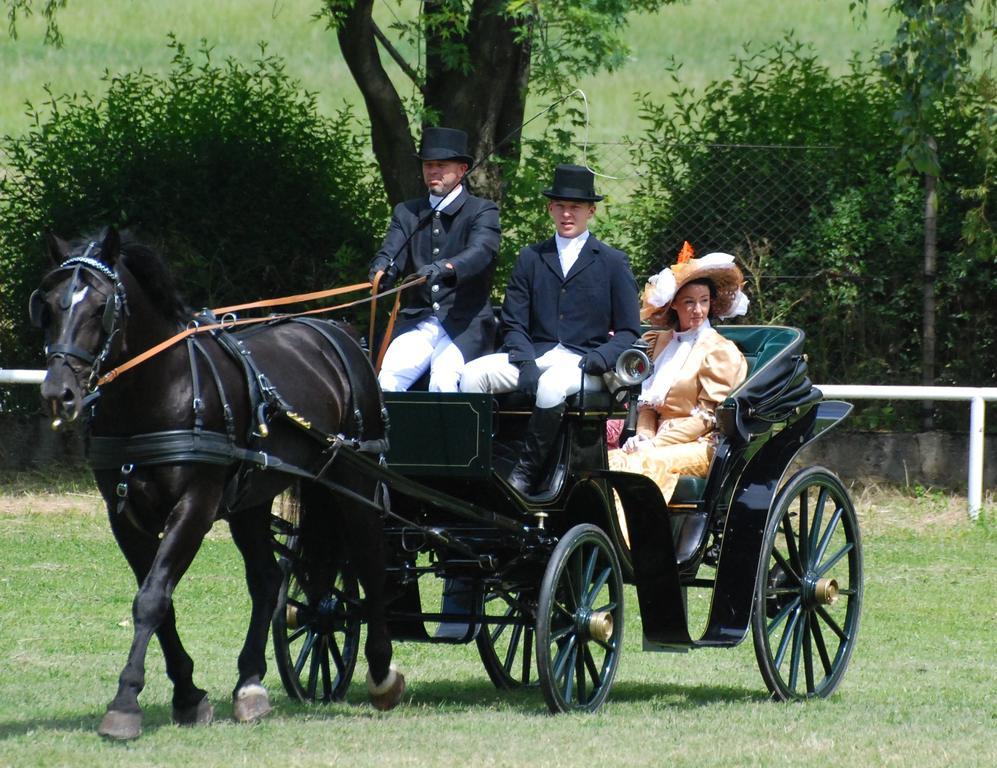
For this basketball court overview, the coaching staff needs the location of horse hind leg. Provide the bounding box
[316,478,405,711]
[228,503,282,723]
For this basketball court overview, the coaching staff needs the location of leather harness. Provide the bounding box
[43,256,391,535]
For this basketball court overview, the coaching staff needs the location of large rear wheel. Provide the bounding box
[536,524,623,713]
[752,467,863,700]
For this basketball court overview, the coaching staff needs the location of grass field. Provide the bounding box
[0,0,899,141]
[0,473,993,767]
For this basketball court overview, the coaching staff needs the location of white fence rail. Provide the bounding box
[818,385,996,520]
[2,370,993,518]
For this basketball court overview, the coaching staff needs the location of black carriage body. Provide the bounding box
[342,326,854,645]
[273,324,862,708]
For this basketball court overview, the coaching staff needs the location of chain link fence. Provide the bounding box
[569,140,847,278]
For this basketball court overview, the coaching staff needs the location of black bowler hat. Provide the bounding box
[415,127,473,164]
[542,164,604,202]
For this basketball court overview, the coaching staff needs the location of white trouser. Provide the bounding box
[460,345,604,408]
[378,317,465,393]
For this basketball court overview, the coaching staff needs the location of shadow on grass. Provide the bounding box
[0,680,766,740]
[274,676,765,718]
[0,702,190,742]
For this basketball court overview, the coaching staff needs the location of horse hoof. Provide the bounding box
[173,695,214,727]
[367,664,406,712]
[98,709,142,740]
[233,684,272,723]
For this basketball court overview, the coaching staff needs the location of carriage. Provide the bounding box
[30,230,862,736]
[269,323,863,712]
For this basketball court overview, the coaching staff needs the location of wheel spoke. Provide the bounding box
[585,565,612,608]
[813,507,844,566]
[781,513,802,576]
[566,550,583,612]
[562,645,579,703]
[771,547,801,583]
[803,612,815,695]
[816,605,850,643]
[550,622,575,643]
[554,598,575,622]
[287,624,309,644]
[329,633,346,679]
[320,640,333,700]
[522,628,534,683]
[306,637,322,699]
[503,623,524,675]
[583,644,601,688]
[553,635,577,684]
[810,614,834,677]
[294,629,317,676]
[809,486,828,556]
[767,595,801,634]
[591,600,618,613]
[773,605,800,668]
[575,644,586,703]
[798,490,809,572]
[788,608,805,692]
[815,542,853,577]
[582,547,599,601]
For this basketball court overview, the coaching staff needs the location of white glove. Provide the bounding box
[622,434,653,453]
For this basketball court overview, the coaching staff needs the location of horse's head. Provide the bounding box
[30,227,127,426]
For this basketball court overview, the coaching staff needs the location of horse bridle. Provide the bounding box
[30,244,128,391]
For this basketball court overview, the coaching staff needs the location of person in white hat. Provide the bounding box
[608,244,749,503]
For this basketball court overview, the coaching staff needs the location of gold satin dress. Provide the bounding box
[608,327,747,503]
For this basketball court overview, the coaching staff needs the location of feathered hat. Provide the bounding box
[640,241,748,325]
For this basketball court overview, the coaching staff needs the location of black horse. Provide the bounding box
[30,227,403,739]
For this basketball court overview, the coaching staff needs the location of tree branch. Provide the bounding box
[371,20,424,94]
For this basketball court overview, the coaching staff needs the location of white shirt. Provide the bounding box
[428,184,464,213]
[639,319,712,406]
[554,230,590,277]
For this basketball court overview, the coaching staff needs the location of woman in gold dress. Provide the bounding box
[608,247,749,503]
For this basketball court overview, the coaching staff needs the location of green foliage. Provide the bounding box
[630,38,996,427]
[0,38,388,370]
[321,0,673,97]
[2,0,65,45]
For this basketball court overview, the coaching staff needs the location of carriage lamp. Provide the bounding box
[614,341,653,444]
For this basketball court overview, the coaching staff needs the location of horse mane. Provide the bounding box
[111,231,190,324]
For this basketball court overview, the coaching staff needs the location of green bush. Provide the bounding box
[629,38,996,427]
[0,38,388,376]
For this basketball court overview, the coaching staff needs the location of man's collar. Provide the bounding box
[428,184,464,212]
[554,230,591,252]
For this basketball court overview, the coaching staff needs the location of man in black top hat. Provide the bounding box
[368,127,500,392]
[461,164,641,495]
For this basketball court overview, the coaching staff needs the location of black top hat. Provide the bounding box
[415,127,473,164]
[542,164,604,202]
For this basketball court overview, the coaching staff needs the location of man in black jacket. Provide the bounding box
[368,127,500,392]
[461,164,641,495]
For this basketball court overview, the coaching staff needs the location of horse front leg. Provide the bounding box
[98,487,218,740]
[227,503,282,723]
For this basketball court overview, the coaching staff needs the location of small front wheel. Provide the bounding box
[272,551,361,703]
[752,466,863,700]
[536,524,623,713]
[476,586,538,689]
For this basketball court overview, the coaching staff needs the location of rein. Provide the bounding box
[95,274,425,386]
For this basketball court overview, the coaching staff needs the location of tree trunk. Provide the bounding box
[921,137,938,430]
[424,0,533,201]
[336,0,423,205]
[336,0,533,205]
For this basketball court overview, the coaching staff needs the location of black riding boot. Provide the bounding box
[507,403,567,495]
